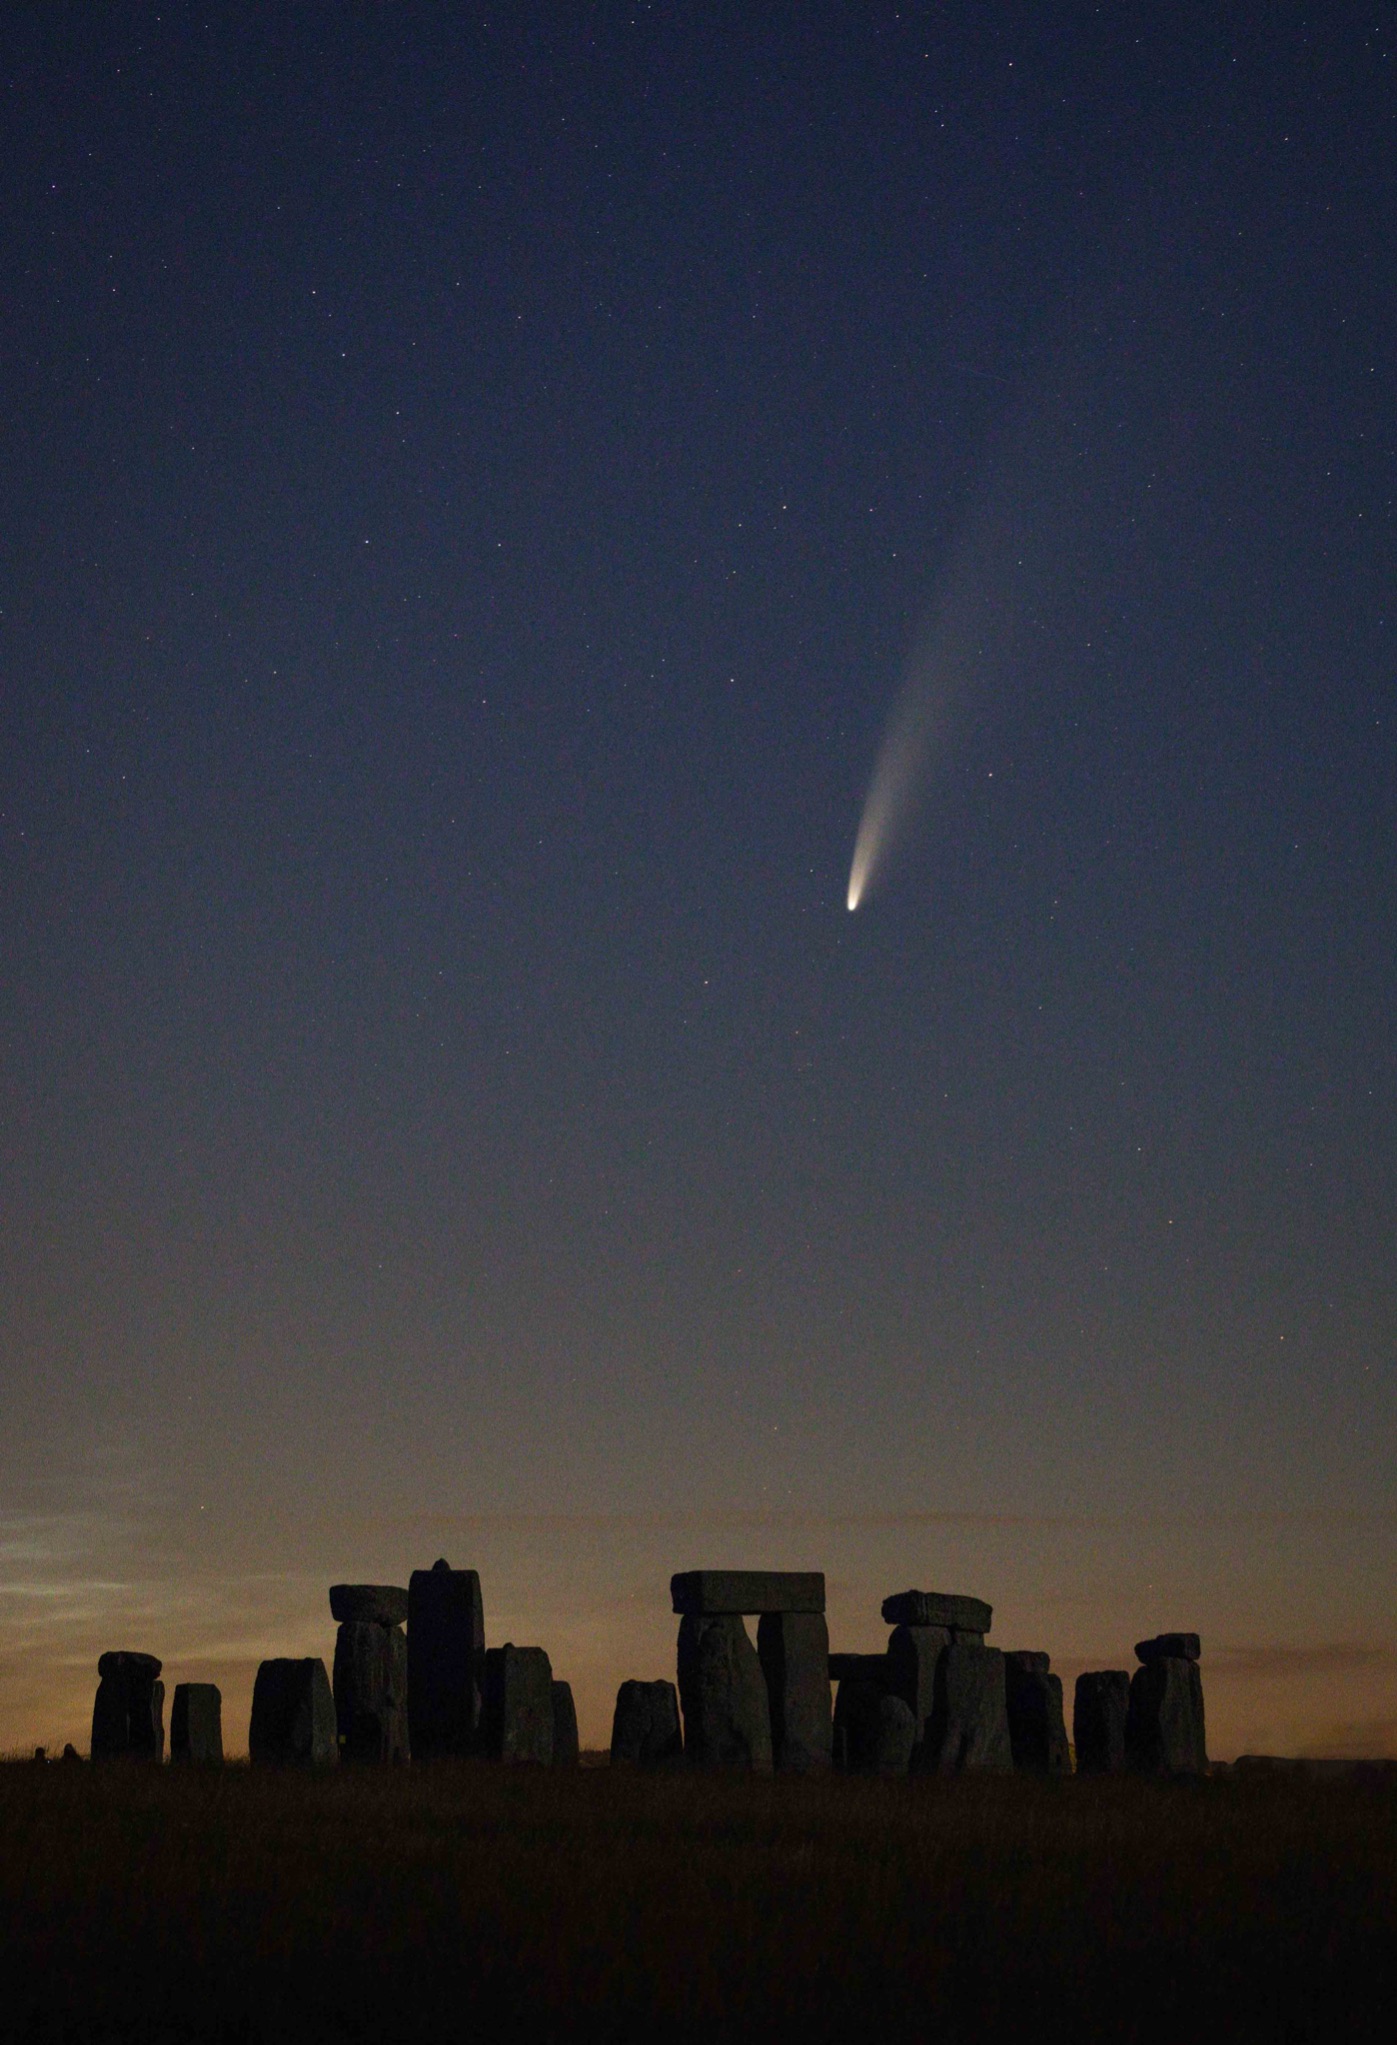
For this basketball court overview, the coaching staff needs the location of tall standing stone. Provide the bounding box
[757,1611,832,1771]
[333,1617,409,1762]
[677,1613,772,1768]
[407,1559,484,1760]
[1003,1652,1070,1774]
[91,1652,165,1762]
[920,1643,1012,1772]
[170,1683,223,1765]
[886,1625,951,1749]
[551,1680,579,1767]
[1127,1637,1207,1776]
[610,1679,684,1765]
[481,1644,554,1764]
[249,1658,338,1766]
[1073,1670,1130,1774]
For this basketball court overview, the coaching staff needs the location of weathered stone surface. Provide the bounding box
[757,1611,832,1771]
[828,1652,891,1683]
[887,1624,951,1738]
[551,1681,579,1767]
[1005,1650,1050,1675]
[872,1694,917,1774]
[919,1643,1012,1772]
[610,1680,684,1765]
[671,1570,825,1616]
[1004,1653,1070,1774]
[880,1590,993,1634]
[329,1583,409,1627]
[677,1613,773,1767]
[834,1680,915,1774]
[249,1658,338,1766]
[170,1683,223,1765]
[91,1652,165,1762]
[481,1644,554,1765]
[1127,1656,1207,1775]
[1073,1670,1130,1774]
[333,1620,408,1762]
[408,1559,485,1759]
[1135,1632,1202,1665]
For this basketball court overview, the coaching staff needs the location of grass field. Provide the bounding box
[2,1759,1394,2042]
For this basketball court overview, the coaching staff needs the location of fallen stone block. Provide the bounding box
[920,1642,1012,1772]
[880,1590,993,1634]
[329,1583,409,1627]
[249,1658,337,1766]
[671,1570,825,1616]
[1004,1651,1070,1774]
[610,1679,684,1765]
[1073,1670,1130,1773]
[551,1680,579,1767]
[887,1624,951,1740]
[1127,1656,1208,1775]
[481,1644,554,1765]
[677,1613,773,1767]
[408,1558,485,1759]
[757,1611,832,1771]
[170,1683,223,1765]
[91,1652,165,1762]
[333,1620,409,1762]
[1135,1631,1201,1664]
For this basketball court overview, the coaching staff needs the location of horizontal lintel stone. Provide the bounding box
[671,1570,825,1616]
[880,1590,993,1634]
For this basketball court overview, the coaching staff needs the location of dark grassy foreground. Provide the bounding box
[2,1761,1395,2043]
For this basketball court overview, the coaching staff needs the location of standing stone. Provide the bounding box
[1004,1652,1070,1775]
[481,1644,554,1765]
[91,1652,165,1762]
[333,1619,409,1762]
[407,1559,485,1759]
[677,1613,772,1768]
[920,1643,1012,1772]
[886,1625,951,1746]
[1073,1670,1131,1774]
[551,1681,579,1767]
[757,1611,832,1772]
[1127,1656,1207,1776]
[671,1571,824,1616]
[249,1658,337,1766]
[1135,1632,1201,1664]
[837,1680,915,1775]
[170,1683,223,1765]
[610,1679,684,1765]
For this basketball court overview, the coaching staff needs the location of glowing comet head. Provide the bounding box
[845,672,939,912]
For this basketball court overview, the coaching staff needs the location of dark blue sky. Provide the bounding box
[2,2,1395,1754]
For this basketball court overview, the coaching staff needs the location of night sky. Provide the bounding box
[3,3,1395,1758]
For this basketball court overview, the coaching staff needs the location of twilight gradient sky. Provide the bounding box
[2,3,1395,1757]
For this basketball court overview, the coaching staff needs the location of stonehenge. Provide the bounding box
[77,1566,1207,1784]
[91,1652,165,1762]
[170,1683,223,1765]
[249,1658,337,1767]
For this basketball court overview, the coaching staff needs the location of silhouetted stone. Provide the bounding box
[887,1624,951,1740]
[610,1679,684,1765]
[873,1694,917,1774]
[481,1644,554,1764]
[670,1570,825,1616]
[91,1652,165,1762]
[1134,1632,1201,1664]
[677,1613,772,1767]
[329,1583,409,1627]
[170,1683,223,1765]
[880,1590,993,1634]
[32,1747,45,1763]
[920,1643,1012,1772]
[1073,1670,1130,1774]
[61,1744,80,1764]
[1004,1652,1070,1774]
[407,1559,485,1759]
[249,1658,337,1766]
[1127,1656,1207,1775]
[757,1611,832,1771]
[333,1621,408,1762]
[834,1679,915,1774]
[551,1681,579,1767]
